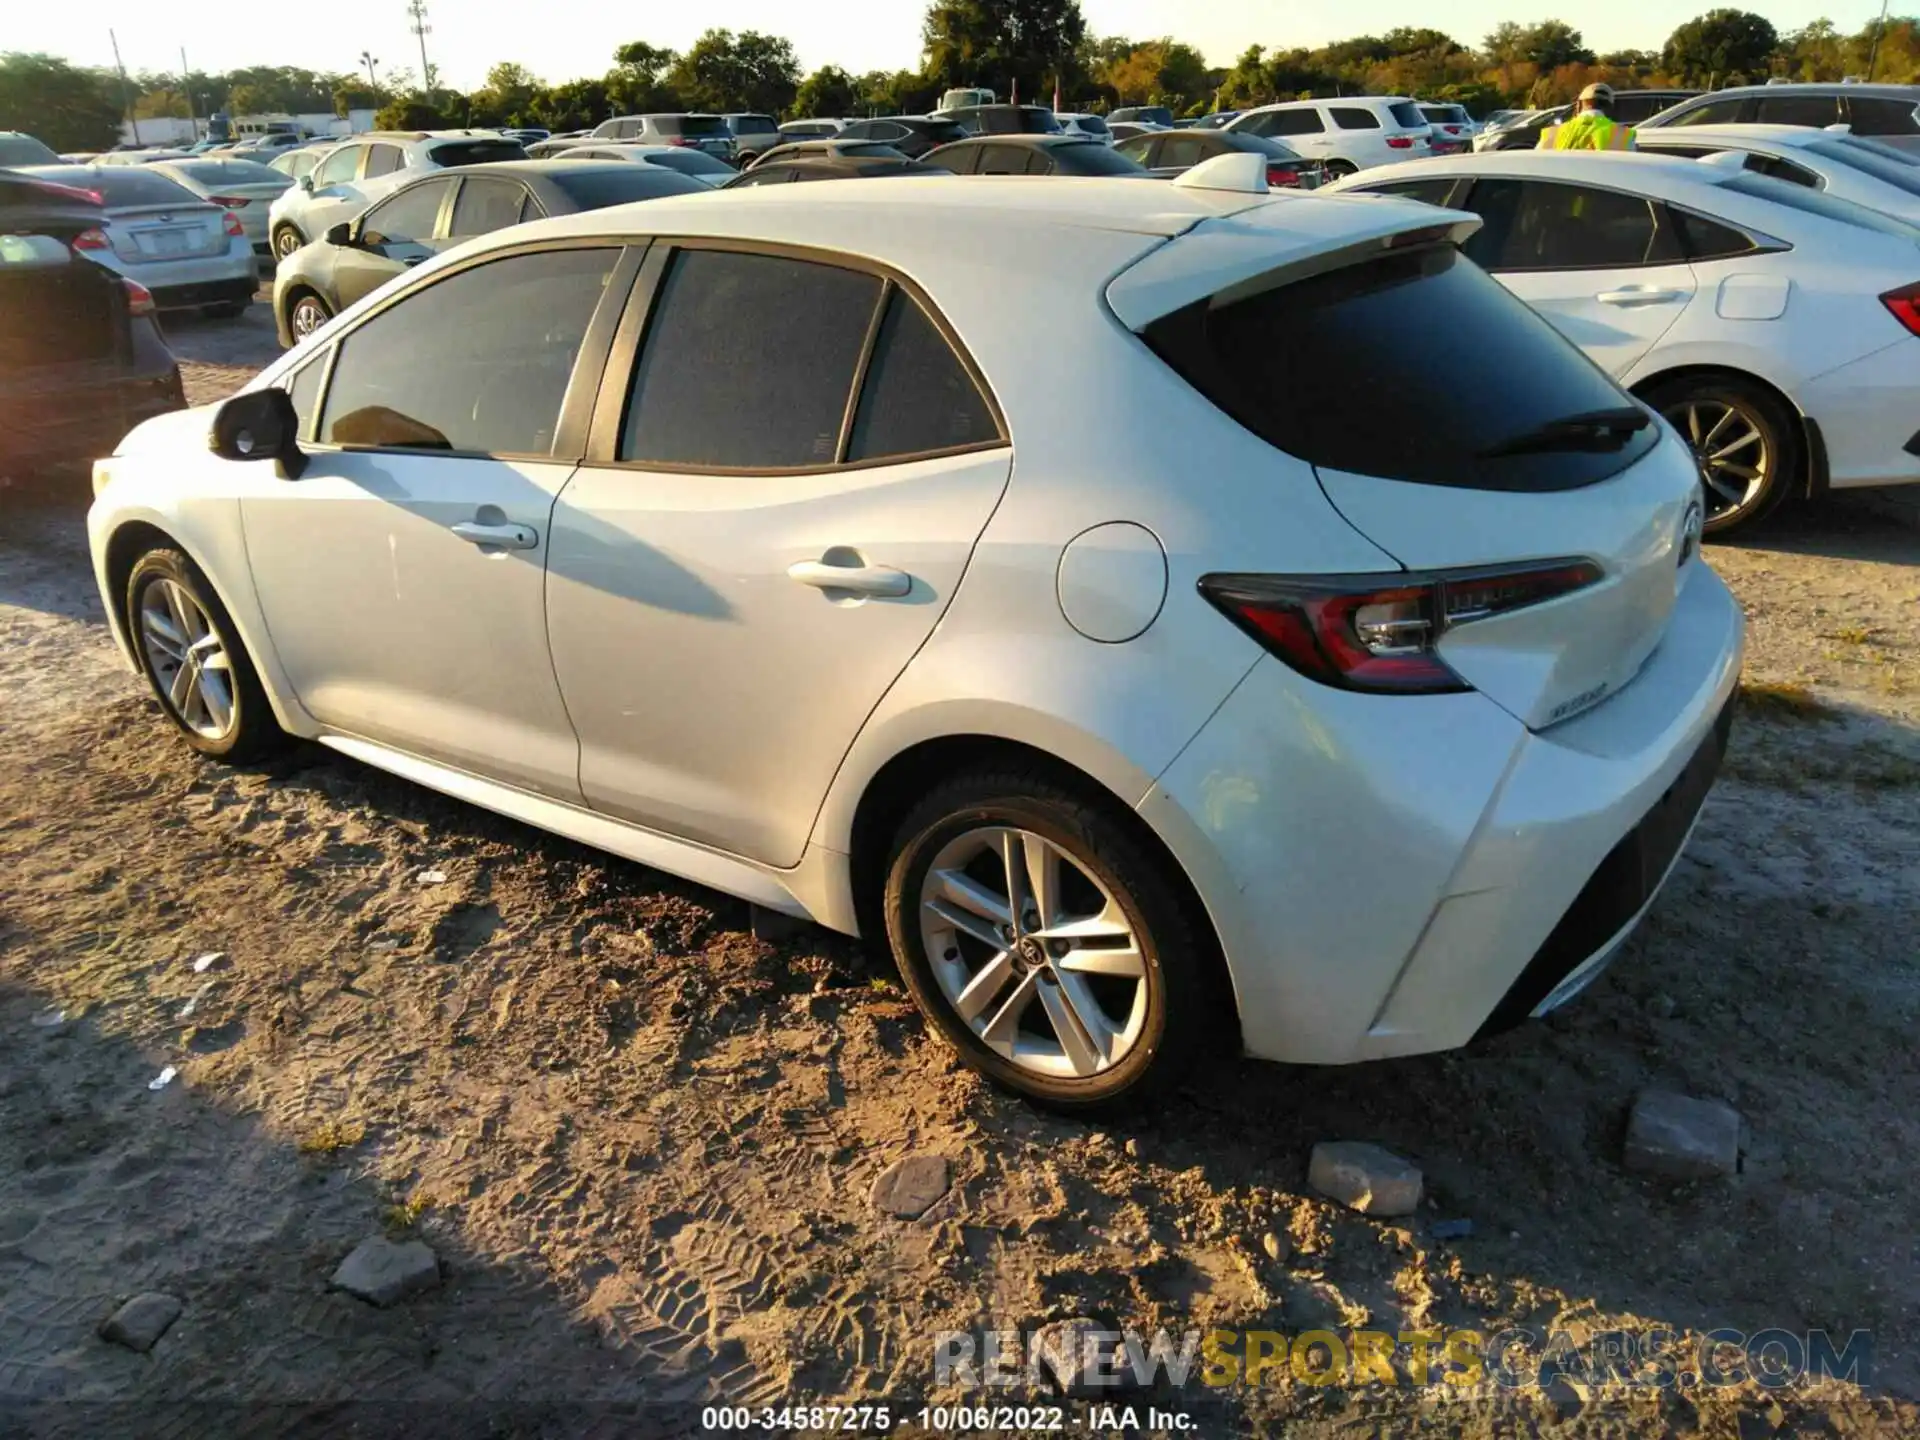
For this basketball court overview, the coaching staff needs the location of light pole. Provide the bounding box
[406,0,434,93]
[361,51,380,90]
[1867,0,1893,82]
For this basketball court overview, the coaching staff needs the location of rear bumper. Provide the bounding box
[149,276,255,310]
[1799,338,1920,489]
[0,364,185,470]
[1139,560,1744,1065]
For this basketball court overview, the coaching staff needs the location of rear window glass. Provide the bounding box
[429,140,529,167]
[0,134,63,166]
[176,160,286,187]
[1142,245,1655,491]
[1721,170,1920,237]
[1074,116,1110,134]
[923,121,968,144]
[59,168,198,207]
[1388,102,1426,128]
[641,149,734,178]
[1054,143,1145,174]
[1809,137,1920,196]
[659,116,731,137]
[547,166,705,206]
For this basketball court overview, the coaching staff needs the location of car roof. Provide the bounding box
[939,134,1097,148]
[1684,81,1920,99]
[1343,150,1732,190]
[1634,124,1843,149]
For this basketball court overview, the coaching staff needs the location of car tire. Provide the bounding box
[1641,374,1799,536]
[271,224,305,260]
[124,547,288,764]
[1323,159,1358,178]
[882,767,1215,1111]
[286,291,332,342]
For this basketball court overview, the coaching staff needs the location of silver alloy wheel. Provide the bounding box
[138,578,236,742]
[274,227,302,259]
[290,296,327,338]
[1664,397,1770,521]
[918,826,1149,1080]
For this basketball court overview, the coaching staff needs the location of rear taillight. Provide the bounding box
[222,210,246,236]
[211,195,251,208]
[1880,282,1920,336]
[73,227,110,251]
[1386,136,1415,149]
[1199,560,1603,695]
[665,136,690,146]
[1266,165,1301,187]
[123,280,157,317]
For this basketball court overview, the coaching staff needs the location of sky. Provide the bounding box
[13,0,1868,95]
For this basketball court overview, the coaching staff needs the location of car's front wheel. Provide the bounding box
[125,547,287,763]
[271,224,305,260]
[883,769,1214,1110]
[286,291,332,341]
[1323,159,1358,178]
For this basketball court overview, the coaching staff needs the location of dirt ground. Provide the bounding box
[0,306,1916,1437]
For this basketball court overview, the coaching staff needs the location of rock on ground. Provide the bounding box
[1308,1141,1423,1217]
[1623,1090,1741,1180]
[330,1236,441,1307]
[869,1155,950,1219]
[99,1292,183,1353]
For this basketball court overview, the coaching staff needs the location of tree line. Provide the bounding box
[6,6,1920,154]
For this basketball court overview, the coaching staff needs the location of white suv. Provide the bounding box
[1227,97,1432,175]
[266,131,528,260]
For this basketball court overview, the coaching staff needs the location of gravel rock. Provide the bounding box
[1623,1090,1740,1179]
[870,1155,950,1219]
[1308,1141,1423,1217]
[330,1236,441,1307]
[99,1292,182,1352]
[1260,1231,1289,1262]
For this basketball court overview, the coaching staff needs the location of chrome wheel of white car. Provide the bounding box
[918,825,1149,1080]
[138,577,235,742]
[1647,376,1797,535]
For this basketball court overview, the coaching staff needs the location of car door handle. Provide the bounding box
[451,521,538,550]
[788,558,911,597]
[1597,288,1686,306]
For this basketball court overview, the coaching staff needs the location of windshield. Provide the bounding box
[648,148,733,177]
[1142,244,1655,491]
[428,139,528,166]
[0,134,61,166]
[1722,169,1920,237]
[1421,106,1468,124]
[1807,136,1920,197]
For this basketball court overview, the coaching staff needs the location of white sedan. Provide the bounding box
[1632,123,1920,225]
[1333,150,1920,531]
[87,160,1739,1107]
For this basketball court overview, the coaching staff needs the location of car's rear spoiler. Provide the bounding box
[1105,193,1482,330]
[0,168,106,241]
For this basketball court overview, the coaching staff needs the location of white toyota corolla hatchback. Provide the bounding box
[88,160,1743,1108]
[1331,149,1920,533]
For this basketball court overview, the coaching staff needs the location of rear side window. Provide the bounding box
[1141,245,1655,491]
[733,116,778,135]
[1460,179,1681,270]
[1161,135,1206,169]
[1670,207,1757,260]
[321,247,617,455]
[1846,96,1920,136]
[1055,143,1148,175]
[849,290,999,461]
[361,180,450,244]
[1755,94,1840,127]
[622,250,883,469]
[363,144,404,178]
[1722,169,1920,237]
[1387,102,1426,128]
[1329,107,1381,130]
[1262,109,1325,136]
[976,145,1032,175]
[448,178,528,236]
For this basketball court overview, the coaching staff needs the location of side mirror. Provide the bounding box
[325,221,353,247]
[207,388,307,479]
[299,173,314,192]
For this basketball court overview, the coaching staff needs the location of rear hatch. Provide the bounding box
[1110,198,1699,730]
[0,235,126,373]
[105,201,227,261]
[1383,100,1433,155]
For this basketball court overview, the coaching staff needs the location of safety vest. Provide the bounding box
[1539,112,1636,151]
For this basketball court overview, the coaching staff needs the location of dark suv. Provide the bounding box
[0,170,183,477]
[835,116,971,157]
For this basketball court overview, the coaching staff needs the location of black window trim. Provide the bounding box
[289,237,644,464]
[1461,177,1689,274]
[584,236,1010,476]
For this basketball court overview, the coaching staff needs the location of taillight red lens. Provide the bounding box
[222,210,245,236]
[211,195,251,208]
[73,227,110,251]
[1880,282,1920,336]
[665,136,689,146]
[123,279,157,317]
[1199,559,1603,695]
[1266,165,1300,187]
[1387,136,1415,148]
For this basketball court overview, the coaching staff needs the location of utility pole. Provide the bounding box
[406,0,434,93]
[109,29,142,147]
[181,47,197,141]
[361,51,380,90]
[1868,0,1893,82]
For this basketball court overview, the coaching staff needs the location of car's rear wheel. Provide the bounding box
[1643,374,1799,536]
[271,224,305,260]
[287,291,331,341]
[125,547,287,763]
[1323,159,1358,178]
[883,769,1213,1110]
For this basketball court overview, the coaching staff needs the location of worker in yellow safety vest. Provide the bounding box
[1538,83,1637,151]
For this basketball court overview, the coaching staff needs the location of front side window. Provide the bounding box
[1330,107,1382,131]
[278,353,328,437]
[848,289,998,462]
[448,178,529,237]
[321,247,618,455]
[314,146,362,186]
[1461,179,1679,271]
[1116,135,1157,164]
[622,249,882,469]
[1670,97,1748,127]
[360,180,451,246]
[1161,136,1206,169]
[362,143,404,178]
[976,144,1030,175]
